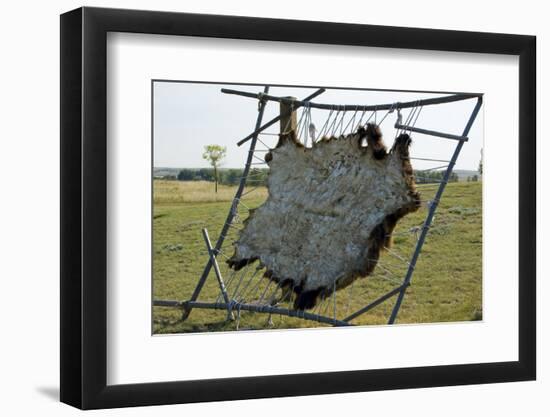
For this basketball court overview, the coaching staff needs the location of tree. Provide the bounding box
[177,168,195,181]
[223,169,243,186]
[197,168,214,182]
[202,144,227,193]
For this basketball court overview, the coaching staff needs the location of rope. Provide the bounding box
[355,108,368,130]
[343,107,359,133]
[229,265,251,301]
[235,303,242,330]
[344,280,355,317]
[256,279,274,304]
[302,104,312,145]
[215,268,238,303]
[327,109,341,136]
[296,104,308,139]
[410,105,423,131]
[379,102,397,125]
[397,101,422,137]
[383,245,412,266]
[240,265,266,302]
[316,109,334,141]
[338,111,345,136]
[321,290,332,317]
[240,186,261,197]
[235,266,262,302]
[398,105,417,136]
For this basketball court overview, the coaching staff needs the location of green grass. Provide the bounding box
[153,180,482,333]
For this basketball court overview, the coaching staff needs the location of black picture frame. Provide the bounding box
[60,6,536,410]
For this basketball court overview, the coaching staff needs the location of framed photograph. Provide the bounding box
[60,6,536,409]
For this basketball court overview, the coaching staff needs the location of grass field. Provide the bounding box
[153,179,482,334]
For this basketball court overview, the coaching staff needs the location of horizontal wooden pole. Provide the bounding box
[222,88,482,112]
[153,300,184,307]
[395,124,468,141]
[185,301,352,326]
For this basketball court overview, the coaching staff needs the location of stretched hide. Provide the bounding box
[227,124,420,310]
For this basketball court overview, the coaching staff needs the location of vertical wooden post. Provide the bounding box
[280,97,297,135]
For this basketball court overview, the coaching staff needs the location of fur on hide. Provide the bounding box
[227,123,421,310]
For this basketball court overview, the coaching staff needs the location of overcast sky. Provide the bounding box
[153,81,483,171]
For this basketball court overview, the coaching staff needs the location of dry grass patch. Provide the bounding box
[154,180,268,204]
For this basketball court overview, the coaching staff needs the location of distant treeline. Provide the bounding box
[414,170,459,184]
[157,168,473,186]
[414,170,479,183]
[174,168,269,186]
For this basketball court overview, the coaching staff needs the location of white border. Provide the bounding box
[107,33,518,385]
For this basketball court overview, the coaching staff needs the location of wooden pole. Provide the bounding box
[280,96,297,135]
[222,88,481,112]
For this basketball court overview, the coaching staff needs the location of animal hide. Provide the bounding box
[227,123,420,310]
